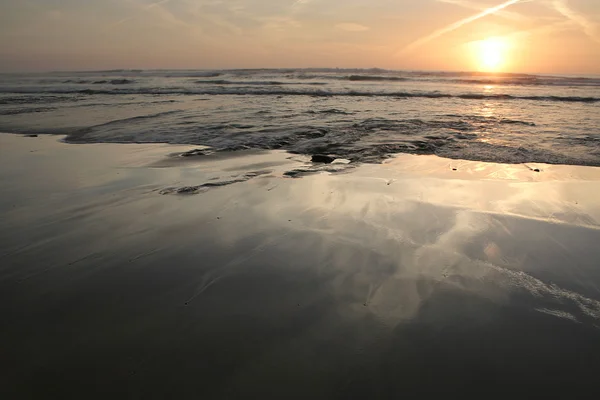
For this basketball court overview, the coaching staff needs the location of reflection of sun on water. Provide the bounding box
[481,101,495,117]
[474,101,497,144]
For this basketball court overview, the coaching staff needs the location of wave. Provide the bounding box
[64,110,184,141]
[290,74,600,87]
[500,118,536,126]
[295,70,600,87]
[450,78,538,85]
[94,79,135,85]
[55,116,598,167]
[194,80,327,86]
[2,87,598,103]
[78,89,600,103]
[62,79,135,85]
[442,77,600,87]
[345,75,408,82]
[305,109,353,115]
[0,95,78,105]
[172,72,222,78]
[0,107,56,115]
[13,68,599,83]
[336,74,600,87]
[89,69,144,73]
[90,110,183,127]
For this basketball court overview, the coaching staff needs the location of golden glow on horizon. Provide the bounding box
[1,1,600,73]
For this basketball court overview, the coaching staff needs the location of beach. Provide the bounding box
[2,133,600,398]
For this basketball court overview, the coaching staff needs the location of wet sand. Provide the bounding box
[2,133,600,398]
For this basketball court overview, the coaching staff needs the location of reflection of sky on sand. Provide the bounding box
[171,149,599,327]
[3,135,600,396]
[5,135,599,330]
[248,171,600,329]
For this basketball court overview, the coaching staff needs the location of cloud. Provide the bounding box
[112,0,178,27]
[399,0,525,54]
[112,0,174,26]
[292,0,312,8]
[335,23,370,32]
[551,0,600,44]
[109,0,210,42]
[262,16,302,30]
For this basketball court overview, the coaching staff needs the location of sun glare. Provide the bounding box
[476,37,507,72]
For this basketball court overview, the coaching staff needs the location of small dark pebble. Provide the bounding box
[452,168,457,171]
[24,134,38,138]
[533,169,540,172]
[311,154,336,164]
[216,217,220,219]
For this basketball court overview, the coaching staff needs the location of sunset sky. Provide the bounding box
[1,0,599,74]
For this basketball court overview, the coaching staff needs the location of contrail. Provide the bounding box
[438,0,529,21]
[399,0,524,54]
[552,0,600,44]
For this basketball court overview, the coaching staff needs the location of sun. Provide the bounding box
[476,37,507,72]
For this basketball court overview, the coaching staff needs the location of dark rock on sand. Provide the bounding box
[284,170,302,178]
[24,134,38,138]
[181,149,212,157]
[174,186,199,194]
[311,154,336,164]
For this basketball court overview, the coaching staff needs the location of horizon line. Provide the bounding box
[0,67,599,77]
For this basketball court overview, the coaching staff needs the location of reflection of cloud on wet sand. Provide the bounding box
[226,171,600,330]
[148,147,600,333]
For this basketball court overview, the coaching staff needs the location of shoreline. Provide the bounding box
[2,133,600,397]
[4,124,600,168]
[6,130,600,175]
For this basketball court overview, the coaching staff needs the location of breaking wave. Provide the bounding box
[1,68,598,167]
[0,87,598,103]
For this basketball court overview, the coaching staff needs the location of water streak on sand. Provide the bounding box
[159,170,272,194]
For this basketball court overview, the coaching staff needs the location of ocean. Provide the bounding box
[1,68,599,165]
